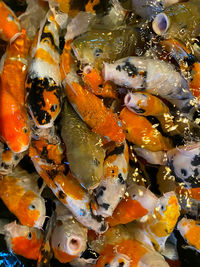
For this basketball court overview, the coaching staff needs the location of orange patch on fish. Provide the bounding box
[190,62,200,99]
[120,107,172,151]
[35,48,57,65]
[107,196,148,226]
[11,232,42,260]
[1,149,13,162]
[85,0,100,13]
[184,221,200,250]
[60,41,74,80]
[65,82,125,143]
[0,1,21,41]
[52,246,77,263]
[104,165,119,179]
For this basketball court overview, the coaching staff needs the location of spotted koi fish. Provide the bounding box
[26,11,62,128]
[2,221,43,260]
[91,225,169,267]
[120,107,173,152]
[51,201,88,263]
[107,183,158,227]
[29,138,108,233]
[0,141,26,175]
[167,142,200,188]
[139,192,180,252]
[0,0,21,42]
[177,217,200,253]
[94,141,129,218]
[0,29,31,153]
[64,69,125,143]
[0,167,46,228]
[103,57,199,120]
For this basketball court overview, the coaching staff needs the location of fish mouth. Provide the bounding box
[67,236,84,255]
[152,13,170,35]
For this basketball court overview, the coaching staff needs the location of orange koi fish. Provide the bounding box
[51,201,88,263]
[82,67,117,99]
[139,192,180,251]
[95,141,129,217]
[64,71,125,143]
[0,167,46,228]
[0,29,31,153]
[107,183,158,227]
[0,141,26,175]
[26,11,62,128]
[120,107,173,151]
[91,225,169,267]
[29,138,108,233]
[160,38,200,99]
[2,221,43,260]
[177,218,200,253]
[0,0,21,42]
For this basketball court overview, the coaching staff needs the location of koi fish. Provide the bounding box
[0,142,26,175]
[95,141,129,217]
[177,217,200,253]
[0,0,21,42]
[64,70,125,143]
[29,138,108,233]
[167,142,200,188]
[51,201,88,263]
[61,100,105,190]
[26,11,62,128]
[120,107,173,151]
[103,57,199,120]
[139,191,180,251]
[0,167,46,228]
[90,225,169,267]
[0,29,31,153]
[106,182,158,227]
[2,221,43,260]
[152,0,200,44]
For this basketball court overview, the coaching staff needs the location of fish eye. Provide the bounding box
[161,205,165,211]
[27,232,32,240]
[22,127,28,133]
[58,243,60,248]
[29,204,36,210]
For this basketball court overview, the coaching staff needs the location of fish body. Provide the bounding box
[64,75,125,143]
[51,202,88,263]
[91,225,169,267]
[107,183,158,226]
[29,138,108,233]
[72,26,141,69]
[0,0,21,42]
[120,107,173,151]
[61,100,105,190]
[26,11,62,128]
[3,221,43,260]
[0,167,46,228]
[95,141,129,217]
[167,142,200,188]
[0,29,31,153]
[177,217,200,253]
[152,0,200,44]
[139,191,180,251]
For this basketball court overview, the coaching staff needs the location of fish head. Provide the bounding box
[51,219,87,263]
[153,192,180,235]
[18,191,46,228]
[3,221,43,260]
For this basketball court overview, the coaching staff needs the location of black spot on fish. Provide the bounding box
[191,155,200,166]
[100,203,110,210]
[96,186,106,199]
[46,169,58,180]
[132,194,136,199]
[58,191,65,199]
[121,60,138,77]
[50,104,57,112]
[194,168,199,177]
[104,264,110,267]
[116,65,121,71]
[1,162,9,169]
[3,143,9,151]
[80,209,86,216]
[81,247,99,260]
[106,144,125,159]
[118,173,125,184]
[41,146,48,157]
[184,54,197,67]
[14,155,19,161]
[94,48,103,57]
[130,106,146,114]
[46,159,55,164]
[94,158,100,166]
[181,169,187,177]
[59,36,65,52]
[100,222,107,232]
[118,262,125,267]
